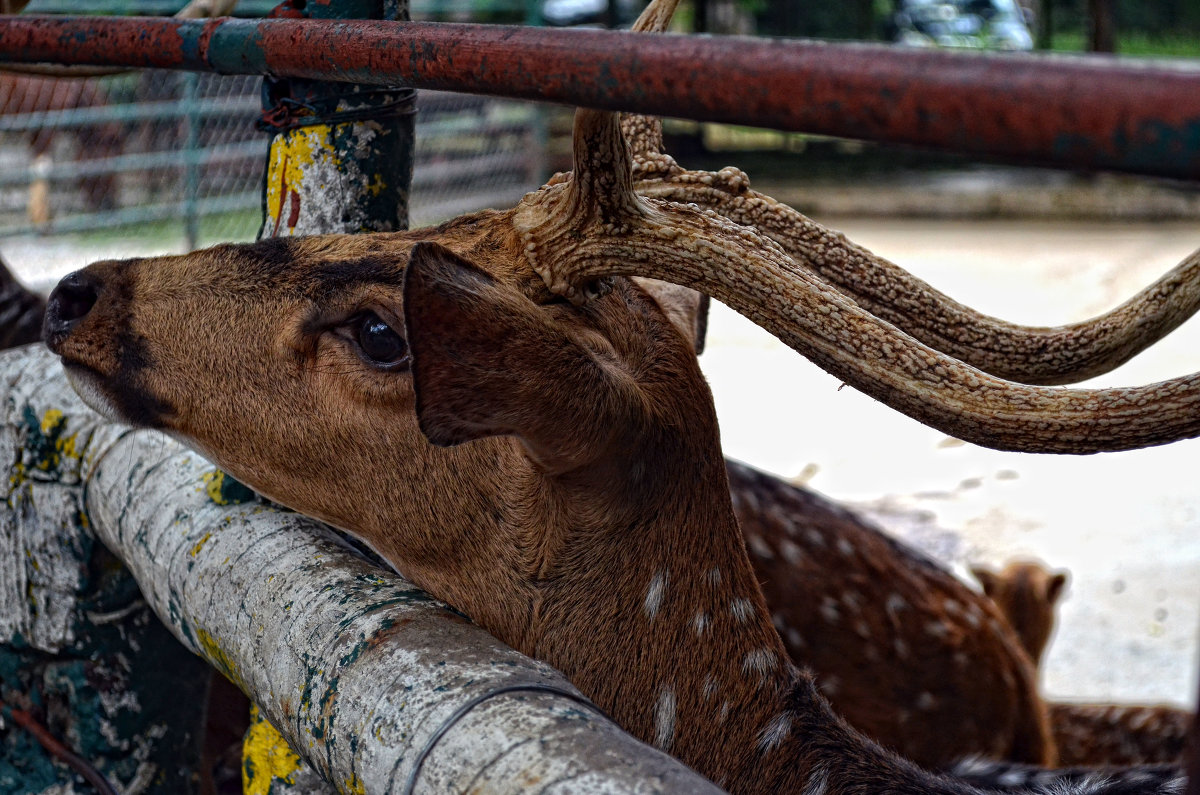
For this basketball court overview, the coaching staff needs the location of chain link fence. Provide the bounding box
[0,68,547,269]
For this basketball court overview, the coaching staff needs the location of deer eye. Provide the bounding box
[352,311,410,370]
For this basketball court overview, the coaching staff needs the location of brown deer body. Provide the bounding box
[733,464,1052,767]
[41,183,1189,795]
[41,226,965,793]
[973,560,1194,767]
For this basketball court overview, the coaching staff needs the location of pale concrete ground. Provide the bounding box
[701,217,1200,708]
[8,217,1200,710]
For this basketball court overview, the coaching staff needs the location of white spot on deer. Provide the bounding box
[885,593,907,617]
[747,534,774,560]
[802,765,829,795]
[730,598,753,623]
[786,628,805,649]
[707,566,721,587]
[771,612,787,631]
[942,598,963,616]
[853,620,871,640]
[953,652,969,670]
[916,691,937,711]
[925,620,949,638]
[805,529,826,548]
[836,537,854,558]
[841,591,862,613]
[654,686,676,751]
[643,570,669,619]
[781,516,799,537]
[719,700,731,723]
[693,611,709,636]
[780,539,805,564]
[819,597,839,624]
[757,712,792,753]
[743,648,778,680]
[702,674,718,700]
[819,675,840,697]
[894,636,910,659]
[964,602,984,628]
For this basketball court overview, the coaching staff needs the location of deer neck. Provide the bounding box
[478,390,828,789]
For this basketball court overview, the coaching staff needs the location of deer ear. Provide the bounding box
[404,241,633,473]
[970,566,998,597]
[633,278,711,355]
[1046,571,1068,605]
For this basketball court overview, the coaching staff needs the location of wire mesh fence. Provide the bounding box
[0,68,547,257]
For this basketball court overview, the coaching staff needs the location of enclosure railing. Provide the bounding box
[0,15,1198,178]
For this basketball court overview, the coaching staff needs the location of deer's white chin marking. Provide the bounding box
[62,363,124,423]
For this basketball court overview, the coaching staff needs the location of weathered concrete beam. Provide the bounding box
[2,344,724,795]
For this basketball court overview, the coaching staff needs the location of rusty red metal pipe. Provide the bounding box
[1,15,1199,179]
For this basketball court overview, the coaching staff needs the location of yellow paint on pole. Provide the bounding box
[196,626,244,691]
[243,704,305,795]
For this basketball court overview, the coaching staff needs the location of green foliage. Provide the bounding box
[1047,0,1200,37]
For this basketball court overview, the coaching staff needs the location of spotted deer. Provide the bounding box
[727,463,1054,768]
[971,560,1069,669]
[39,0,1200,790]
[972,560,1194,767]
[44,120,1199,795]
[0,255,44,348]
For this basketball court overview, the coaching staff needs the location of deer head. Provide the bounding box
[971,560,1068,668]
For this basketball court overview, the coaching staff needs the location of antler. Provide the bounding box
[515,109,1200,455]
[621,115,1200,386]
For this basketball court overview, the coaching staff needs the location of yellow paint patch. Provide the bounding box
[196,627,243,690]
[190,531,213,558]
[202,470,231,505]
[263,125,338,229]
[243,704,305,795]
[40,409,64,435]
[365,173,387,197]
[344,773,366,795]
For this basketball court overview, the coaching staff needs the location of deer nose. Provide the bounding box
[43,269,101,347]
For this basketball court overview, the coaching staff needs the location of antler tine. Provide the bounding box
[555,0,681,220]
[631,0,681,33]
[521,185,1200,454]
[635,169,1200,386]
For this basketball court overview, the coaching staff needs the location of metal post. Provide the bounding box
[257,0,415,238]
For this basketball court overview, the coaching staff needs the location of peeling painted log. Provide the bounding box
[1,344,725,795]
[0,344,211,795]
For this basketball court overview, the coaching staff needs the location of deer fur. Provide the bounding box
[971,560,1069,667]
[973,560,1193,767]
[0,259,1054,768]
[38,0,1197,788]
[729,463,1054,768]
[42,165,1190,795]
[47,209,1190,795]
[0,256,44,348]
